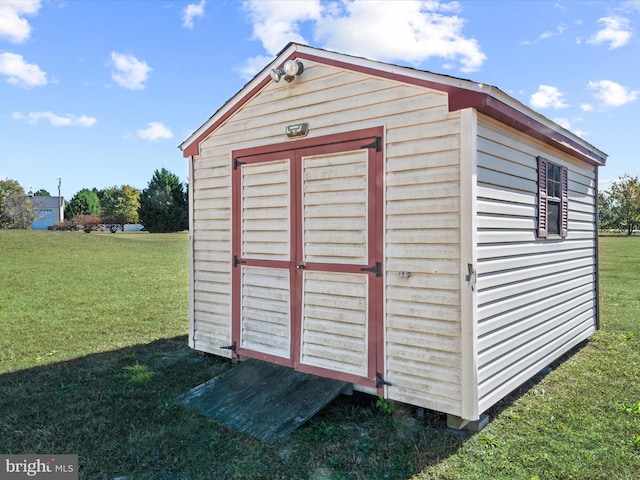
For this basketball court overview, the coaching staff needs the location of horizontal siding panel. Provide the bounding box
[387,285,459,306]
[386,243,459,260]
[386,299,460,322]
[386,370,461,399]
[477,152,536,182]
[193,230,231,242]
[388,135,459,157]
[387,213,459,230]
[386,150,459,173]
[387,166,459,187]
[477,198,536,217]
[240,267,290,358]
[194,279,229,295]
[387,330,460,353]
[477,167,536,194]
[387,229,459,245]
[386,315,459,337]
[478,282,594,337]
[478,297,594,366]
[477,214,535,230]
[387,197,460,215]
[478,259,594,296]
[477,239,595,260]
[478,320,595,410]
[387,389,461,416]
[387,183,459,201]
[385,258,459,275]
[478,273,594,320]
[386,342,460,368]
[387,358,460,385]
[477,247,594,275]
[477,184,535,206]
[387,272,459,291]
[302,271,367,377]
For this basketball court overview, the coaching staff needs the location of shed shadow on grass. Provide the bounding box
[3,334,587,479]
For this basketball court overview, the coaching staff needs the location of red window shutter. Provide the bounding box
[561,166,569,238]
[537,156,548,238]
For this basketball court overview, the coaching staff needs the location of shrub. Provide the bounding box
[49,220,73,231]
[72,214,101,233]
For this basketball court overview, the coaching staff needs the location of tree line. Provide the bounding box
[3,170,638,235]
[0,168,188,233]
[599,174,640,235]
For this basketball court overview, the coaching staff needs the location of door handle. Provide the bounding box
[296,263,306,270]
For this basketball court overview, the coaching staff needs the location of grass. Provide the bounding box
[0,231,639,479]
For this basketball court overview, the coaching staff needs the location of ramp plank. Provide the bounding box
[175,359,350,444]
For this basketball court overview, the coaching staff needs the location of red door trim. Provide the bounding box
[232,126,384,389]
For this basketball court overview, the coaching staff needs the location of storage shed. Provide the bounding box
[179,43,607,428]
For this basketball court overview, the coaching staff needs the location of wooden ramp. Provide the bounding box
[175,359,351,444]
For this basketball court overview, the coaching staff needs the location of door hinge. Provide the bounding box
[233,158,246,170]
[376,372,392,388]
[361,136,382,152]
[233,255,247,267]
[360,261,382,277]
[220,342,236,352]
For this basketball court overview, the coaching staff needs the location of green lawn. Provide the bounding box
[0,231,638,479]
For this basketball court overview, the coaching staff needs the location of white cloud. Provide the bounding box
[235,54,275,81]
[588,80,639,107]
[587,16,632,49]
[620,0,640,13]
[0,52,47,88]
[136,122,173,141]
[581,103,594,112]
[530,85,568,109]
[12,111,97,127]
[240,0,486,76]
[315,0,485,72]
[0,0,41,44]
[243,0,321,55]
[540,23,568,40]
[110,52,152,90]
[552,117,588,137]
[183,0,206,29]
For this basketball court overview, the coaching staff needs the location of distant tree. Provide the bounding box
[599,174,640,235]
[92,187,105,205]
[0,179,34,229]
[101,185,141,224]
[138,168,188,233]
[65,188,101,219]
[33,189,50,196]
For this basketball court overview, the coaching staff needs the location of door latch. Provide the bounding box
[296,263,306,270]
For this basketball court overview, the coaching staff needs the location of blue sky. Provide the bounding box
[1,0,639,200]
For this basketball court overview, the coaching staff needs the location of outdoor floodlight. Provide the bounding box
[270,60,304,83]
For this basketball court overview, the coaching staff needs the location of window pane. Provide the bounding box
[548,200,560,235]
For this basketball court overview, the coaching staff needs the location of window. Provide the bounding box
[537,156,568,238]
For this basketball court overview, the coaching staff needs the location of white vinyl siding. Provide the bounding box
[192,159,232,355]
[301,271,368,376]
[475,115,597,412]
[384,110,463,413]
[191,60,463,415]
[241,160,290,260]
[302,150,368,264]
[240,266,290,358]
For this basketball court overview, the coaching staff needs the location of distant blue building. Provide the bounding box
[30,196,64,229]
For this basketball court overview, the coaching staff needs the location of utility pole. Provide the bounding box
[58,178,62,219]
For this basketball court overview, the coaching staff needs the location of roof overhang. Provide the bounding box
[180,43,607,167]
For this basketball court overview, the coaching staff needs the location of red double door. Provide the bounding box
[231,128,383,388]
